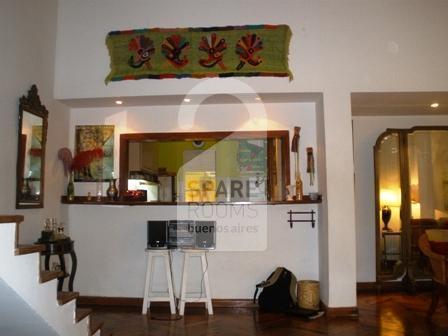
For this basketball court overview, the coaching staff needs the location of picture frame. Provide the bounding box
[74,125,114,182]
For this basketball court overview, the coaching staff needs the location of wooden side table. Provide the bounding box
[36,238,77,291]
[381,231,402,270]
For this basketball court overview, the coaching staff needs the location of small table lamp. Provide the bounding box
[381,205,392,231]
[380,188,400,232]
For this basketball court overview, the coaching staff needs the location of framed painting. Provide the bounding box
[74,125,114,182]
[237,139,267,173]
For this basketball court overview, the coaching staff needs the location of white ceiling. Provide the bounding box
[351,92,448,116]
[60,92,323,108]
[61,91,448,116]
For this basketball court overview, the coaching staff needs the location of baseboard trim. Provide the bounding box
[78,296,257,309]
[321,301,359,318]
[357,282,380,292]
[80,295,360,318]
[357,280,433,293]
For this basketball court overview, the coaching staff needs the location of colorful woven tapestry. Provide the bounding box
[105,25,292,82]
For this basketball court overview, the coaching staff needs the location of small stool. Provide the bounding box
[178,250,213,315]
[142,249,176,315]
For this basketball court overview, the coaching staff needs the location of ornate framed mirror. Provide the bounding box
[16,85,48,209]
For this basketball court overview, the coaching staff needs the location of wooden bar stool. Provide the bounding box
[178,250,213,316]
[142,249,176,315]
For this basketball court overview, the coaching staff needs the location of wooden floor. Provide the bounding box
[88,292,448,336]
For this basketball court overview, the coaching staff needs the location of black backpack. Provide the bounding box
[253,267,297,312]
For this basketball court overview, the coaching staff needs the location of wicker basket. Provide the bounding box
[297,280,320,310]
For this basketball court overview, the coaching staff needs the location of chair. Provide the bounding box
[418,233,448,320]
[410,219,438,272]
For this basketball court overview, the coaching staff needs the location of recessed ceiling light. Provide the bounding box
[183,98,191,103]
[254,97,262,101]
[430,102,439,108]
[115,100,123,105]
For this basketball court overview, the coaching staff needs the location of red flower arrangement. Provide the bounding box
[58,147,104,176]
[29,148,42,157]
[71,148,104,172]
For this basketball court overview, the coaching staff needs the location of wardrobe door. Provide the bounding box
[375,132,404,281]
[405,130,448,288]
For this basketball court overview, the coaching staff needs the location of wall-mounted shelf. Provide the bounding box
[60,195,322,206]
[287,210,316,228]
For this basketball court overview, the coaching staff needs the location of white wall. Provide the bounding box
[66,102,321,298]
[69,102,318,196]
[0,0,70,243]
[54,0,448,98]
[315,97,329,304]
[53,0,448,307]
[0,223,89,336]
[69,204,319,299]
[353,115,448,282]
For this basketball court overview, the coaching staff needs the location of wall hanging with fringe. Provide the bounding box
[105,24,292,83]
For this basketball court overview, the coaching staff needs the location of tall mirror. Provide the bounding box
[16,85,48,208]
[374,127,448,291]
[374,131,404,282]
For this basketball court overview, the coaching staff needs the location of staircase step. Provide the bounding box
[40,270,64,283]
[57,291,79,305]
[75,308,92,323]
[15,244,46,256]
[0,215,24,224]
[89,320,104,335]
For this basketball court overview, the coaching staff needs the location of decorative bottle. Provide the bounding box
[21,178,31,196]
[295,177,303,201]
[107,178,118,200]
[67,173,75,201]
